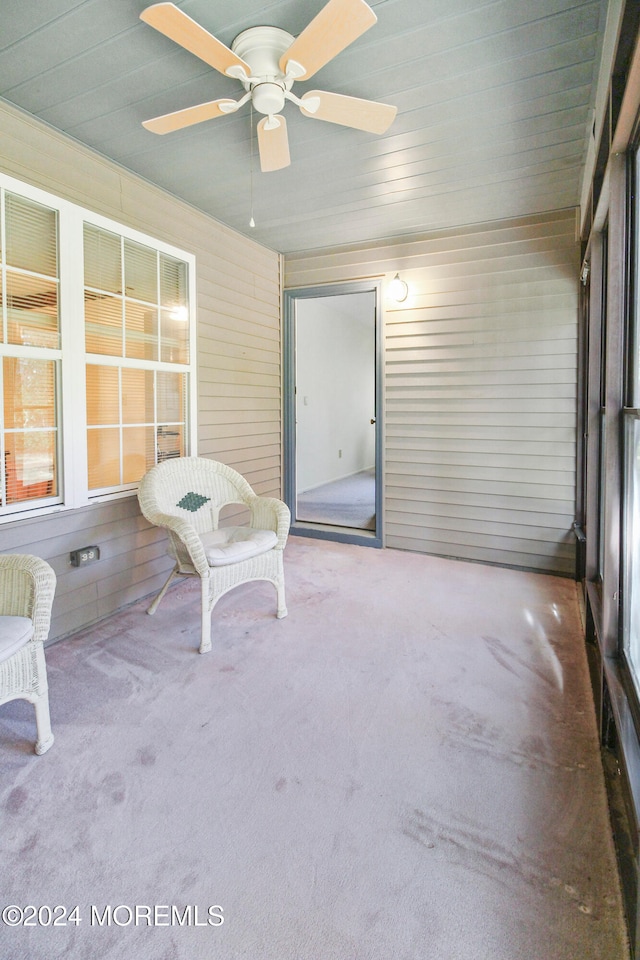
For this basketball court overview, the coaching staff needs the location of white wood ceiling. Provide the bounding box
[0,0,607,253]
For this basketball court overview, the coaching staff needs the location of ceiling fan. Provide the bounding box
[139,0,397,172]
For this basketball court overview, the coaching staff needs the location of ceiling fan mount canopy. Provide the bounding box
[231,26,294,83]
[230,26,295,116]
[139,0,398,172]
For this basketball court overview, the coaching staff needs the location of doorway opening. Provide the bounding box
[283,281,382,547]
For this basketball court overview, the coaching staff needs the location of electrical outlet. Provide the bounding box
[70,545,100,567]
[338,449,342,458]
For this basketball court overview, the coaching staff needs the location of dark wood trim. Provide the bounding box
[586,580,640,955]
[585,231,605,581]
[581,8,640,955]
[601,154,627,655]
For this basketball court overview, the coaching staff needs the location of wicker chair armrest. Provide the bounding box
[147,512,210,577]
[249,497,291,548]
[29,562,57,645]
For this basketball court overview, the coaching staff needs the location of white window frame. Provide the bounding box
[0,172,197,524]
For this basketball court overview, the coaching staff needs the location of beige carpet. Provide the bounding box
[296,469,376,529]
[0,538,629,959]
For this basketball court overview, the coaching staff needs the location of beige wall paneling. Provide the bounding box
[285,210,579,575]
[0,100,281,641]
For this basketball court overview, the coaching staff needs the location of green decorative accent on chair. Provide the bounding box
[177,491,211,512]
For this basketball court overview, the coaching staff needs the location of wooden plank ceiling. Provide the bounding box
[0,0,607,253]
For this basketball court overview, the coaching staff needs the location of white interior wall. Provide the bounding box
[296,293,375,492]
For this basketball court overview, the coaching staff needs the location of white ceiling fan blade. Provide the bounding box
[257,116,291,172]
[142,99,241,134]
[279,0,376,81]
[300,90,397,134]
[140,3,250,78]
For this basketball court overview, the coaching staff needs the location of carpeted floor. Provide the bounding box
[0,538,629,960]
[296,469,376,530]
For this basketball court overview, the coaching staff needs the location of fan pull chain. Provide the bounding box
[249,103,256,228]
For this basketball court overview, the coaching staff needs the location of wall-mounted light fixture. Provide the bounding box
[389,273,408,302]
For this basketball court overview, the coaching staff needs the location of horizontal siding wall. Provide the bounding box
[285,210,579,575]
[0,100,281,641]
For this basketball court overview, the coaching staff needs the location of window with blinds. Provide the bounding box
[83,224,190,492]
[1,191,60,510]
[0,172,196,522]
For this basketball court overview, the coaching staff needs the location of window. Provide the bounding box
[623,148,640,693]
[0,190,61,513]
[0,173,196,522]
[83,225,190,493]
[623,413,640,689]
[597,227,609,581]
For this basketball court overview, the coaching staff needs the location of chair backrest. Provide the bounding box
[0,554,56,641]
[138,457,256,535]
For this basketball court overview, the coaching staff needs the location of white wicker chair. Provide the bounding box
[0,554,56,755]
[138,457,290,654]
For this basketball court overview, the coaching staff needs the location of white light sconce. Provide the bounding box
[389,273,408,302]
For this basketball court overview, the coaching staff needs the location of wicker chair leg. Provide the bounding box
[147,564,178,615]
[275,553,287,618]
[276,577,288,619]
[33,692,54,755]
[199,578,212,654]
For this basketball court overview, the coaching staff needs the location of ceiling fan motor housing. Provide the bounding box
[231,26,295,115]
[250,82,284,116]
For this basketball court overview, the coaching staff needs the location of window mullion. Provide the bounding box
[59,203,89,510]
[1,186,6,345]
[0,358,4,508]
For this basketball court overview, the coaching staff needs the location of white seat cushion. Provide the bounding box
[0,616,34,663]
[200,526,278,567]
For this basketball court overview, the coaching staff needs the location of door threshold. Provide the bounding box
[290,521,381,548]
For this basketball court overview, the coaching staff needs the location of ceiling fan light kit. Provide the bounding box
[139,0,397,173]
